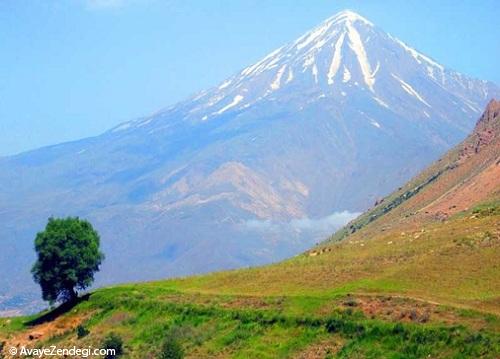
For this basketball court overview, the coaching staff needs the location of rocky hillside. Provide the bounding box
[327,99,500,244]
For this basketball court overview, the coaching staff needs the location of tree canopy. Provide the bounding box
[31,217,104,303]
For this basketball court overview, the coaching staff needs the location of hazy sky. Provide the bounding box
[1,0,499,156]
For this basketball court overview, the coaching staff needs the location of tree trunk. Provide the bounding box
[68,288,78,303]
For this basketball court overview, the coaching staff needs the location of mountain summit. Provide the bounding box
[123,9,494,132]
[1,10,499,313]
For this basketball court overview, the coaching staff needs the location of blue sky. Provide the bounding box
[1,0,499,156]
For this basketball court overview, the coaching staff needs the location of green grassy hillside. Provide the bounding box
[1,201,498,358]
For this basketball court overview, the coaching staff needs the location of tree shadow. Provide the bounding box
[25,293,91,326]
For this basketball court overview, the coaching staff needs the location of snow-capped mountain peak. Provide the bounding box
[324,9,374,25]
[114,10,497,132]
[232,9,379,91]
[144,9,491,127]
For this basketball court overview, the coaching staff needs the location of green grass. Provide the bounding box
[4,288,498,358]
[0,315,31,335]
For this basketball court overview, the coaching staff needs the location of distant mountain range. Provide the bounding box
[1,10,499,313]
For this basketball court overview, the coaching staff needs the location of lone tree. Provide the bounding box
[32,217,104,303]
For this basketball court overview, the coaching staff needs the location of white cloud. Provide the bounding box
[243,211,361,236]
[289,211,361,232]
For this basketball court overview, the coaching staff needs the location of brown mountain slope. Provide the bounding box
[327,99,500,243]
[424,100,500,215]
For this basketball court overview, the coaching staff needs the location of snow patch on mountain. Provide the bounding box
[112,122,132,132]
[373,96,390,109]
[312,64,319,83]
[391,36,444,71]
[271,65,287,90]
[392,73,431,107]
[327,9,374,27]
[370,120,381,128]
[218,79,232,90]
[215,95,244,114]
[328,32,346,84]
[346,19,376,91]
[342,66,351,83]
[286,67,294,83]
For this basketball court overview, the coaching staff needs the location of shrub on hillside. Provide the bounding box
[76,325,90,338]
[102,333,124,358]
[159,335,184,359]
[472,203,500,217]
